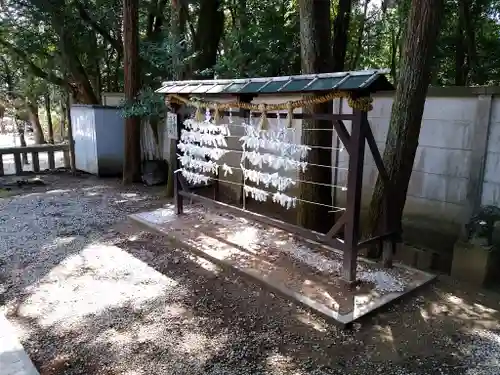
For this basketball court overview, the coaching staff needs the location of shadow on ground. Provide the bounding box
[0,176,499,375]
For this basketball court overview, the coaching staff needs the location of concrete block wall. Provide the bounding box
[335,94,477,225]
[332,88,500,252]
[483,100,500,206]
[105,88,500,252]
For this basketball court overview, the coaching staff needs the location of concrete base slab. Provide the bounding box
[0,314,39,375]
[130,203,436,327]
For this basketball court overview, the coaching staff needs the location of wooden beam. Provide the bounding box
[341,109,366,283]
[324,212,346,239]
[174,107,184,214]
[333,120,351,154]
[364,120,389,184]
[179,190,345,250]
[0,144,69,155]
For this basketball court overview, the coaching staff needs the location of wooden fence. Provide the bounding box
[0,144,70,176]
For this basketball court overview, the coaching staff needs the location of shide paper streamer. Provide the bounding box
[176,117,311,209]
[242,168,296,192]
[240,124,310,159]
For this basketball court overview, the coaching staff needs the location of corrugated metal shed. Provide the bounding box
[156,69,394,96]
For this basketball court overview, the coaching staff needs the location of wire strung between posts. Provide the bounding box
[225,124,346,132]
[178,145,348,171]
[193,176,346,213]
[178,116,346,212]
[223,165,348,191]
[196,148,348,170]
[223,135,345,151]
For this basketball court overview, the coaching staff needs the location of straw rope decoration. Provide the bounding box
[258,103,269,130]
[166,90,373,128]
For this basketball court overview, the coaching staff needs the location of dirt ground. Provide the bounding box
[0,174,499,375]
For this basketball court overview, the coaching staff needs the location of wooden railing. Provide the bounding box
[0,143,71,176]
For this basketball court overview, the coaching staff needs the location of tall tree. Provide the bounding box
[44,92,54,144]
[191,0,224,78]
[366,0,444,257]
[122,0,142,183]
[332,0,353,71]
[296,0,334,233]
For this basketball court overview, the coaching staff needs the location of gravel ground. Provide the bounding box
[0,174,500,375]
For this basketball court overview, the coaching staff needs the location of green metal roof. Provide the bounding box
[156,69,394,96]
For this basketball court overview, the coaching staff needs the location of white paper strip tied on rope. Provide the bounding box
[243,185,268,202]
[240,124,310,159]
[178,142,228,161]
[178,154,219,174]
[184,119,231,136]
[180,130,228,148]
[272,192,297,209]
[221,163,233,177]
[175,169,211,185]
[241,150,308,172]
[242,167,295,191]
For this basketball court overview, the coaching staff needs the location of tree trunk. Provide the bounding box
[191,0,224,78]
[296,0,334,233]
[238,0,250,74]
[332,0,352,72]
[123,0,142,184]
[0,105,4,133]
[351,0,369,70]
[15,119,29,164]
[59,33,100,104]
[27,102,46,145]
[459,0,477,85]
[390,24,399,82]
[44,93,54,144]
[366,0,444,258]
[454,13,466,86]
[60,96,67,141]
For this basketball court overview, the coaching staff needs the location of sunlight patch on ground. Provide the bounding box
[185,253,221,274]
[226,226,260,251]
[266,353,296,374]
[170,330,229,366]
[41,236,77,251]
[294,311,329,333]
[45,189,72,195]
[18,244,178,330]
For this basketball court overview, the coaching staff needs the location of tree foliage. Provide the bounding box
[0,0,499,113]
[1,0,500,224]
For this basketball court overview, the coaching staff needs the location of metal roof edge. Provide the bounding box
[157,69,393,94]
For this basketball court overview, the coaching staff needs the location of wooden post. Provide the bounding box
[341,109,366,283]
[47,150,56,170]
[60,97,67,141]
[461,94,493,238]
[66,95,77,175]
[32,152,40,173]
[63,149,70,168]
[13,152,22,175]
[0,156,4,176]
[174,109,183,215]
